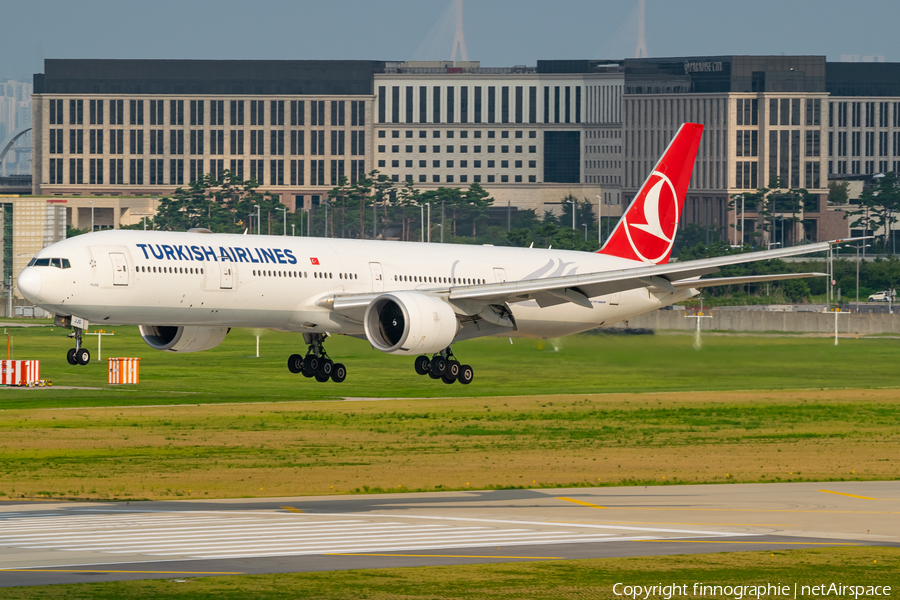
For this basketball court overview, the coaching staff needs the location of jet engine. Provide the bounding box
[139,325,230,353]
[364,292,459,355]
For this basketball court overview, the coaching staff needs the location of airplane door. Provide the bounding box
[220,263,234,289]
[493,268,507,283]
[610,293,620,305]
[110,253,129,286]
[370,262,384,293]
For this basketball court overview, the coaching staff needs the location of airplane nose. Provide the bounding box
[17,267,41,300]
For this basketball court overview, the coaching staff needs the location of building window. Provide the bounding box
[190,130,203,155]
[232,100,245,126]
[170,159,184,185]
[271,130,285,156]
[271,159,284,185]
[351,100,365,127]
[90,99,104,125]
[232,130,245,155]
[171,130,184,155]
[129,130,143,155]
[130,159,144,185]
[251,130,265,156]
[49,99,63,125]
[109,158,124,184]
[292,130,305,156]
[311,131,325,156]
[149,159,163,185]
[250,100,264,126]
[150,130,163,155]
[49,158,63,184]
[211,100,224,126]
[291,160,305,185]
[89,158,103,185]
[69,99,84,125]
[271,100,285,126]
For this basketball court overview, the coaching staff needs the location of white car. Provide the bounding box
[868,291,893,302]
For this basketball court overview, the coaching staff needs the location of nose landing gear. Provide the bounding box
[66,327,90,365]
[414,347,473,385]
[287,333,346,383]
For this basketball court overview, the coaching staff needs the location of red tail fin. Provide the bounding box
[599,123,704,264]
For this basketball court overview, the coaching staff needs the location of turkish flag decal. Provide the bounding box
[310,257,320,265]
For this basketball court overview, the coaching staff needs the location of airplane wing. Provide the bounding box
[319,239,849,315]
[447,240,842,309]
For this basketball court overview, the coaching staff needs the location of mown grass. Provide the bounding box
[1,387,896,500]
[0,324,899,409]
[3,547,897,599]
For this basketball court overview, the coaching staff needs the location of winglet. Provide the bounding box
[599,123,704,265]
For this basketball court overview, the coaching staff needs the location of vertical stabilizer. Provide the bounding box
[599,122,704,265]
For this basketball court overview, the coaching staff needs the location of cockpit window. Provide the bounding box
[28,258,71,269]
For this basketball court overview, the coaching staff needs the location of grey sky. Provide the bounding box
[2,0,899,81]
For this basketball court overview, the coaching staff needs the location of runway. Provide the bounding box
[2,481,898,587]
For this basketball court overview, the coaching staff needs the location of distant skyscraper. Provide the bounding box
[0,79,33,175]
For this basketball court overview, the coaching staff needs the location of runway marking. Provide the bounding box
[280,506,304,513]
[818,490,877,500]
[558,506,899,515]
[325,553,564,559]
[552,520,795,527]
[0,509,748,562]
[557,497,607,509]
[0,569,244,574]
[634,540,861,546]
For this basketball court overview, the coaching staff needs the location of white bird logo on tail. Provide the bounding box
[631,178,672,243]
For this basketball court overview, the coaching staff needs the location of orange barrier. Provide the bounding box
[108,357,140,384]
[0,360,40,386]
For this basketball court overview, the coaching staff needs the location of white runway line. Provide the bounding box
[0,510,749,563]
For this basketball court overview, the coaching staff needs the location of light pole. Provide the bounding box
[276,207,286,236]
[291,223,295,237]
[566,198,576,231]
[847,243,871,312]
[419,202,425,242]
[88,200,94,232]
[596,194,603,246]
[582,223,588,242]
[441,200,445,243]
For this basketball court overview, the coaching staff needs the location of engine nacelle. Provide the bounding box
[139,325,230,353]
[364,292,459,355]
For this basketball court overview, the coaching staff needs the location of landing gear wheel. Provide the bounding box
[315,359,333,382]
[414,355,431,375]
[331,363,347,383]
[457,364,474,385]
[430,356,448,378]
[441,373,456,384]
[66,348,77,365]
[304,355,320,377]
[447,360,461,379]
[76,348,91,365]
[288,354,304,374]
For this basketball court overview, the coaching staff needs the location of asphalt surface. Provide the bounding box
[1,481,897,587]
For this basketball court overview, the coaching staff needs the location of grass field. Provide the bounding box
[4,547,897,599]
[2,385,896,500]
[0,324,898,499]
[0,323,899,409]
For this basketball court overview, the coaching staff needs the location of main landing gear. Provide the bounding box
[287,333,346,383]
[66,327,90,366]
[414,347,473,385]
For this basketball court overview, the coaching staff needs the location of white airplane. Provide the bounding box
[19,123,831,384]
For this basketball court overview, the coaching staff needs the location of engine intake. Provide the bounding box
[364,292,458,355]
[139,325,230,353]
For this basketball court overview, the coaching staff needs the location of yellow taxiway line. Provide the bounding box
[633,540,859,546]
[818,490,877,500]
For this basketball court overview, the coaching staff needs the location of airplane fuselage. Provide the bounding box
[20,230,694,340]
